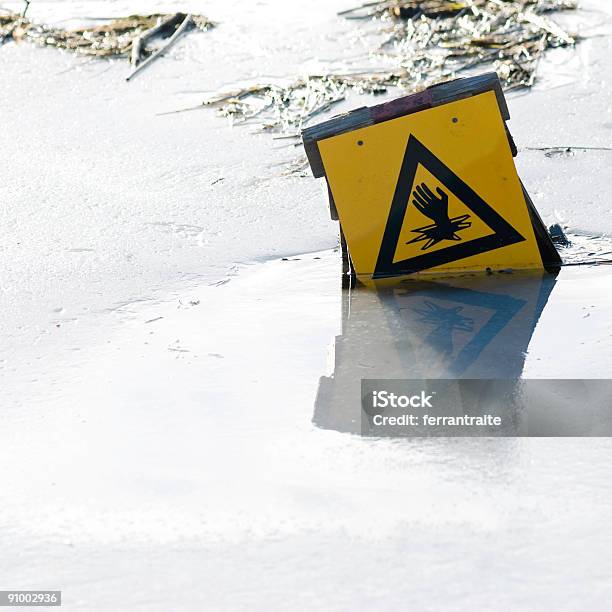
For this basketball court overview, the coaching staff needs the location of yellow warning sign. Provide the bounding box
[318,91,544,280]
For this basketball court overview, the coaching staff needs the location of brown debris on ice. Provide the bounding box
[0,10,213,59]
[194,0,576,132]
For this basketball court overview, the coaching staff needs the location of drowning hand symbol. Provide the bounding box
[407,183,471,251]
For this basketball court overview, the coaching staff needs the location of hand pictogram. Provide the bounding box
[406,183,471,250]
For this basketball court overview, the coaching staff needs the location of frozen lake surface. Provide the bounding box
[2,0,612,609]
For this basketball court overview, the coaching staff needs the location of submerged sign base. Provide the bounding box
[302,73,561,283]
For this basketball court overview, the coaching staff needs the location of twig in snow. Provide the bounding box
[130,13,185,67]
[126,13,192,81]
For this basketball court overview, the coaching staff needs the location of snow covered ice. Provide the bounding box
[2,0,612,610]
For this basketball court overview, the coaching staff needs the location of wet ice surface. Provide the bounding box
[3,0,612,609]
[4,252,612,609]
[559,230,612,264]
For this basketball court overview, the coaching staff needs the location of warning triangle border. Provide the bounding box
[373,135,527,278]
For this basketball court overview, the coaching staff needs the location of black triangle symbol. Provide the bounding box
[373,135,526,279]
